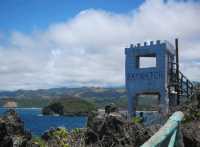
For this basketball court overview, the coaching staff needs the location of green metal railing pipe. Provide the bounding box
[141,111,184,147]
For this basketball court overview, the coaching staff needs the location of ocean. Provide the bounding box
[0,108,87,136]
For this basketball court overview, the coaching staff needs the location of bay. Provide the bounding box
[0,108,87,136]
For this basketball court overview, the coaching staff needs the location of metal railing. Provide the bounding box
[141,111,184,147]
[168,62,194,102]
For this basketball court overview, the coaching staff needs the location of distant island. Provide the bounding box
[42,96,96,116]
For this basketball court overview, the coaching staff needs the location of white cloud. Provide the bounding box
[0,0,200,90]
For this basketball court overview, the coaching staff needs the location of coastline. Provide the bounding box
[0,107,42,109]
[0,107,90,117]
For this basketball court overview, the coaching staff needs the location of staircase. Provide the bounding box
[168,61,194,105]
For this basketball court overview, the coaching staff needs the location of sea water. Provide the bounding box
[0,108,87,136]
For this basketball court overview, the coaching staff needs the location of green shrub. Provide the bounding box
[132,116,142,124]
[32,137,46,147]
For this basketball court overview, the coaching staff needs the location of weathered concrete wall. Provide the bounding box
[125,40,175,117]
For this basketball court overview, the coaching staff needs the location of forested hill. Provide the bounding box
[0,87,126,99]
[0,87,127,108]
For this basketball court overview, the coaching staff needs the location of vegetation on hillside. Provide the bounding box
[42,96,96,116]
[16,98,49,108]
[0,87,128,108]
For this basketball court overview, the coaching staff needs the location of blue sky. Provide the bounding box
[0,0,199,90]
[0,0,144,33]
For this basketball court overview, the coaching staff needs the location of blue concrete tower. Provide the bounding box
[125,40,176,117]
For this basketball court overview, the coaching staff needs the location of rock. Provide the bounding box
[170,91,200,147]
[3,110,24,135]
[182,121,200,147]
[181,101,200,147]
[105,103,118,114]
[0,109,32,147]
[85,105,151,147]
[0,136,13,147]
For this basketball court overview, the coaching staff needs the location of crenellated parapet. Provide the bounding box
[129,40,163,48]
[125,40,175,57]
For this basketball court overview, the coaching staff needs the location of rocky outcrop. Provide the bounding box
[85,104,152,147]
[181,101,200,147]
[40,104,152,147]
[0,104,160,147]
[182,121,200,147]
[170,91,200,147]
[0,109,32,147]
